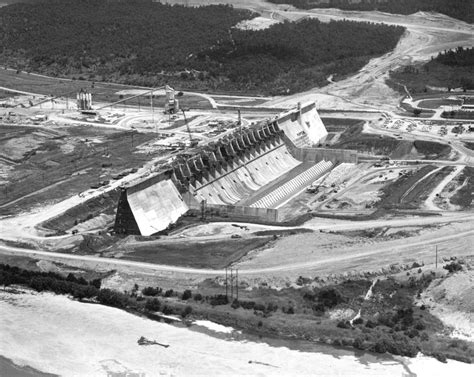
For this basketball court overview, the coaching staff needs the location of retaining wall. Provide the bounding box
[293,147,358,164]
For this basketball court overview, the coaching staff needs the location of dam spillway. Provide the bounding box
[114,102,342,236]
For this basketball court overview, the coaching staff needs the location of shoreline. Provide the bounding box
[2,288,466,377]
[0,355,57,377]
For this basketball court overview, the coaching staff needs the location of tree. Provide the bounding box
[145,298,161,312]
[182,289,192,300]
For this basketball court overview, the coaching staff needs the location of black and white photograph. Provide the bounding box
[0,0,473,376]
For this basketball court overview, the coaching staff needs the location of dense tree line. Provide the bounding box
[0,264,101,299]
[0,0,404,94]
[268,0,474,24]
[204,18,404,93]
[434,47,474,67]
[389,46,474,93]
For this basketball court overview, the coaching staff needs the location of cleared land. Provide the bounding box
[0,124,157,214]
[112,237,272,269]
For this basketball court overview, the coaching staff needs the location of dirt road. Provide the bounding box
[1,211,473,280]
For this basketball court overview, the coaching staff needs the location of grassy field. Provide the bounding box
[450,167,474,209]
[464,142,474,150]
[329,124,452,159]
[417,98,462,109]
[378,165,444,210]
[41,190,120,233]
[120,237,272,269]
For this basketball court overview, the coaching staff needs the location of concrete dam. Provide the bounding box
[114,102,353,236]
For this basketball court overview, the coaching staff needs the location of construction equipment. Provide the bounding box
[181,108,198,148]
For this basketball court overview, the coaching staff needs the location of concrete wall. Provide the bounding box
[186,199,280,223]
[277,102,328,147]
[127,179,189,236]
[293,147,358,164]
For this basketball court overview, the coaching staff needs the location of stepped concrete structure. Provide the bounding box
[276,102,328,148]
[114,102,354,236]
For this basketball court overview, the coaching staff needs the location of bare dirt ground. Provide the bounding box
[235,16,280,30]
[420,269,474,342]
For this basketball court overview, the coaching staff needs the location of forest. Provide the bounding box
[0,0,404,95]
[268,0,474,24]
[388,47,474,93]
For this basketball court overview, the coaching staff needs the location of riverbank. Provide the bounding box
[1,261,473,367]
[2,289,473,377]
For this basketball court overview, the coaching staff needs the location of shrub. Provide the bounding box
[97,289,129,308]
[432,352,447,363]
[231,299,240,309]
[193,293,203,301]
[287,306,295,314]
[392,308,414,327]
[254,303,266,312]
[209,294,228,306]
[404,329,419,338]
[145,298,161,312]
[240,301,256,310]
[89,278,101,289]
[317,287,345,309]
[372,340,387,354]
[414,322,425,331]
[162,305,174,315]
[353,336,367,350]
[66,273,77,283]
[266,302,278,312]
[181,305,193,318]
[142,286,162,296]
[164,289,174,297]
[312,303,326,315]
[365,319,377,328]
[296,276,312,286]
[353,317,364,325]
[378,313,395,328]
[337,320,350,329]
[182,289,192,300]
[443,261,463,273]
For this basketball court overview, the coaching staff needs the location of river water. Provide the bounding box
[1,289,472,376]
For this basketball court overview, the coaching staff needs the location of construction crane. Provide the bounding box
[181,108,198,148]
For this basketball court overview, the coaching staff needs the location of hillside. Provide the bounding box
[268,0,474,24]
[388,47,474,93]
[0,0,404,95]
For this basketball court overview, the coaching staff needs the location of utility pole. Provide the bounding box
[230,269,233,300]
[150,89,154,125]
[236,269,238,301]
[225,268,228,300]
[201,199,206,221]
